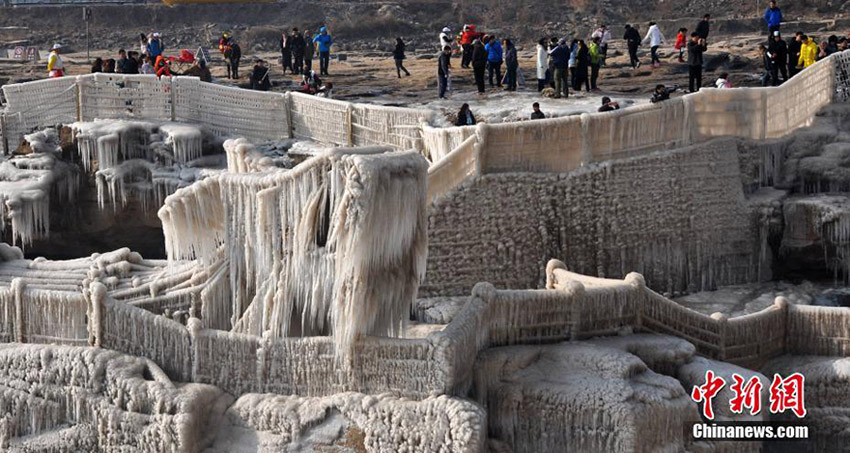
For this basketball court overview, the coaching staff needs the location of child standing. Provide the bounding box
[675,28,688,63]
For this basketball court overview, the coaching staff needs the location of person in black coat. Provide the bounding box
[279,32,293,74]
[787,31,803,78]
[696,14,711,41]
[455,103,476,126]
[124,51,140,74]
[687,33,707,92]
[624,25,641,69]
[438,45,451,98]
[393,37,410,78]
[250,59,271,91]
[471,39,487,94]
[290,28,306,75]
[228,42,242,79]
[572,40,590,92]
[768,31,788,85]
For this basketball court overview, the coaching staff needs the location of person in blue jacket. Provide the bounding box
[765,1,783,35]
[313,27,333,76]
[147,32,165,60]
[484,35,503,88]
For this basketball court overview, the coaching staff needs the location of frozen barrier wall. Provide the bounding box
[351,103,432,151]
[100,295,193,381]
[78,73,172,122]
[0,279,87,345]
[1,76,78,153]
[289,91,351,145]
[542,263,789,368]
[174,76,289,141]
[767,58,835,136]
[421,124,477,163]
[786,302,850,356]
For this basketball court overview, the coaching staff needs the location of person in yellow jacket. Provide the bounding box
[797,35,817,69]
[47,43,64,78]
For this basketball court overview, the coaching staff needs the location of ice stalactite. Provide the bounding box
[71,120,158,171]
[0,148,79,247]
[159,123,204,164]
[158,176,225,264]
[224,137,276,173]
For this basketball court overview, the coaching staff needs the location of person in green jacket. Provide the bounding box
[589,37,602,91]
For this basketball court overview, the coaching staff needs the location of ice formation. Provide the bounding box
[0,52,844,451]
[159,145,429,356]
[0,143,78,247]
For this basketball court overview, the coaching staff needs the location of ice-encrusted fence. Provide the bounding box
[1,251,849,401]
[1,74,433,155]
[0,279,87,346]
[541,260,823,370]
[427,49,850,203]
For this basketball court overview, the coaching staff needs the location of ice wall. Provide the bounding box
[474,340,698,452]
[0,344,223,451]
[424,138,758,297]
[208,392,485,452]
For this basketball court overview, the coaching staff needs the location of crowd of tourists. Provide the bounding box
[426,0,848,119]
[46,26,336,97]
[43,0,847,109]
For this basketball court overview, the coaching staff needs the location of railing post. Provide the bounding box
[284,92,293,139]
[579,112,591,165]
[170,76,177,122]
[75,77,84,122]
[546,259,567,289]
[12,278,24,343]
[1,112,7,156]
[625,272,646,329]
[346,103,353,146]
[774,296,789,355]
[86,282,106,347]
[187,317,201,382]
[564,279,586,341]
[711,312,728,361]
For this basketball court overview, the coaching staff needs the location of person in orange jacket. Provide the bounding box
[154,54,171,78]
[797,34,817,69]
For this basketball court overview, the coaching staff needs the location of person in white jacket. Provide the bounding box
[536,38,548,91]
[642,22,666,67]
[439,27,453,52]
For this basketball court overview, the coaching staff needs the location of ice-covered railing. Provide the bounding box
[79,73,173,122]
[544,259,794,369]
[425,50,850,201]
[159,145,429,356]
[1,75,433,157]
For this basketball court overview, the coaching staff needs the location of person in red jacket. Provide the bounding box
[460,24,481,68]
[674,28,688,62]
[154,55,171,78]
